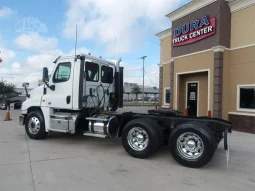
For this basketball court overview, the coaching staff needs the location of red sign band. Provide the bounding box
[172,17,216,47]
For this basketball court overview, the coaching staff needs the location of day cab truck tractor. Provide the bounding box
[19,54,232,168]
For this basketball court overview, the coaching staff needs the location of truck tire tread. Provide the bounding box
[25,111,48,140]
[169,122,216,168]
[122,118,163,159]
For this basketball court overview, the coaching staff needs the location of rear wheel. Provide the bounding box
[122,118,163,159]
[0,100,7,110]
[25,111,48,140]
[169,122,216,168]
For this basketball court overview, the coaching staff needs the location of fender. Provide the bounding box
[21,85,44,114]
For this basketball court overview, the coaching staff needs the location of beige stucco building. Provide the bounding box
[156,0,255,133]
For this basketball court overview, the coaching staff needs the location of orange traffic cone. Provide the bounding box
[4,106,12,121]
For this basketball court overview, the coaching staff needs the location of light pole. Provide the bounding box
[0,51,2,63]
[139,56,147,106]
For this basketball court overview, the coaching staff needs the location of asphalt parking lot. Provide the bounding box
[0,108,255,191]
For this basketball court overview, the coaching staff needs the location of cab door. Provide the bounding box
[84,61,100,108]
[42,59,74,109]
[101,64,114,108]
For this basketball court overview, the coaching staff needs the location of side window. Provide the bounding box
[101,65,113,84]
[53,62,71,83]
[238,85,255,110]
[164,87,170,105]
[85,62,99,82]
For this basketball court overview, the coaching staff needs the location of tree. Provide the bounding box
[131,85,142,100]
[0,80,19,99]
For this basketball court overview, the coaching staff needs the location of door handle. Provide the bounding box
[66,96,71,104]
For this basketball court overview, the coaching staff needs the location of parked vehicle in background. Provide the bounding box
[0,96,24,110]
[0,87,31,110]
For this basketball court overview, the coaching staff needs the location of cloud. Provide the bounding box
[63,0,182,54]
[68,47,91,55]
[111,60,159,87]
[1,43,95,88]
[3,53,159,88]
[1,44,159,89]
[0,48,62,88]
[12,62,20,68]
[25,54,58,71]
[1,54,58,88]
[0,46,95,88]
[0,47,16,63]
[123,63,159,88]
[14,32,58,52]
[1,66,41,88]
[0,7,14,18]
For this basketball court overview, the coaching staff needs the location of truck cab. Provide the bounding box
[20,54,123,137]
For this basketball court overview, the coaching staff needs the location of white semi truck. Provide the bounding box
[19,54,232,168]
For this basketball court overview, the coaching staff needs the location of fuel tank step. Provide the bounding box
[83,132,107,138]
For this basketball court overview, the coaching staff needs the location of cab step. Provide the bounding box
[48,128,70,133]
[83,132,107,138]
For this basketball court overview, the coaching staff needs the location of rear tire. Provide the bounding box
[25,111,48,140]
[122,118,163,159]
[0,100,7,110]
[169,122,216,168]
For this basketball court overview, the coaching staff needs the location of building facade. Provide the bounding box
[156,0,255,133]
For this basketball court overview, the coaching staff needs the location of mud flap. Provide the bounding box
[224,129,231,167]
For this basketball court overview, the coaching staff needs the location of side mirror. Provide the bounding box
[22,82,30,98]
[22,82,29,88]
[42,67,49,82]
[42,67,55,91]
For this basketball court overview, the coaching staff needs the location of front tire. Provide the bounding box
[25,111,48,140]
[122,118,163,159]
[169,122,216,168]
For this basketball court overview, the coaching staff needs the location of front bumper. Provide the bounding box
[19,115,25,126]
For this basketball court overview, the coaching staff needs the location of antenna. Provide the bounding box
[114,37,116,64]
[74,25,78,59]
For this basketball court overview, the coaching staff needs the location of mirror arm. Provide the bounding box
[50,85,55,91]
[44,81,55,91]
[24,87,30,98]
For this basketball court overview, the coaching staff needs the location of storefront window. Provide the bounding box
[238,85,255,111]
[164,88,170,105]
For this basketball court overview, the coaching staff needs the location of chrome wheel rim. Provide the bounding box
[0,102,6,109]
[177,132,204,160]
[28,117,40,134]
[127,127,149,151]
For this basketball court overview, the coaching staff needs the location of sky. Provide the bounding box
[0,0,191,88]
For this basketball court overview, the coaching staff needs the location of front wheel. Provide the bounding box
[122,118,163,159]
[169,122,216,168]
[25,111,48,140]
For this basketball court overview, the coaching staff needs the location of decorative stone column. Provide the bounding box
[212,46,225,118]
[170,58,175,108]
[159,65,163,106]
